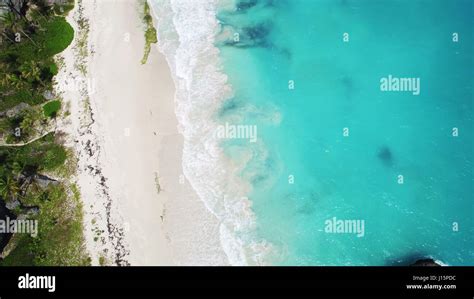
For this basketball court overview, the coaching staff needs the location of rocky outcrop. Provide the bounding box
[410,258,442,266]
[0,199,16,257]
[5,198,21,210]
[0,103,31,118]
[34,174,59,189]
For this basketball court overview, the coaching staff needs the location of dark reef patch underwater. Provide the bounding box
[217,0,283,50]
[377,146,393,166]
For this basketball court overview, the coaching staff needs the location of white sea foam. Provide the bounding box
[149,0,272,265]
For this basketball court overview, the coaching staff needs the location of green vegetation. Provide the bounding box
[0,105,45,144]
[0,0,90,266]
[98,255,107,266]
[0,134,90,266]
[154,171,161,194]
[1,133,67,171]
[0,7,74,112]
[43,100,61,118]
[141,0,158,65]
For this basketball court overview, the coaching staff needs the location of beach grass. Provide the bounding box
[141,1,158,65]
[1,183,90,266]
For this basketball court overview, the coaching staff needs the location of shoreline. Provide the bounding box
[150,0,268,265]
[58,0,179,265]
[150,0,230,265]
[61,0,243,265]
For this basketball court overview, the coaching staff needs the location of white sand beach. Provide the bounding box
[84,0,177,265]
[56,0,228,265]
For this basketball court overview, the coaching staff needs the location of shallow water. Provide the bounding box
[215,0,474,265]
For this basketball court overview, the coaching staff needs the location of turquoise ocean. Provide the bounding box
[152,0,473,265]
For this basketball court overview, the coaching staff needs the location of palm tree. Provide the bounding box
[5,0,30,20]
[0,31,16,44]
[11,161,24,180]
[1,12,20,35]
[0,12,38,47]
[0,176,20,203]
[0,64,13,90]
[20,60,42,84]
[20,110,37,137]
[29,0,52,19]
[1,73,24,89]
[0,17,16,44]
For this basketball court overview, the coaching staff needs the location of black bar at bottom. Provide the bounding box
[0,266,472,298]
